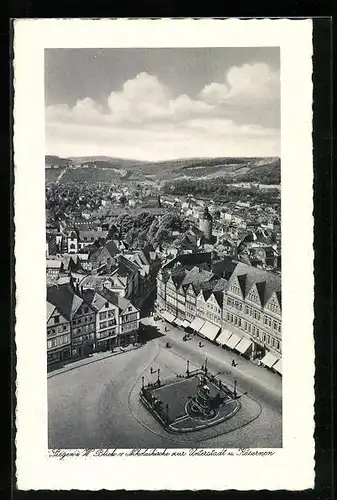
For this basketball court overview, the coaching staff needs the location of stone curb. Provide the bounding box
[47,345,141,379]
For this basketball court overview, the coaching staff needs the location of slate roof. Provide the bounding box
[227,262,281,307]
[105,240,120,257]
[100,287,135,313]
[46,301,55,322]
[47,283,83,320]
[79,230,108,241]
[163,252,212,271]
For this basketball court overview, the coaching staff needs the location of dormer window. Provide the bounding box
[105,302,109,308]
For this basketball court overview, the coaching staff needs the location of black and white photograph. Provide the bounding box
[45,46,282,449]
[14,18,314,491]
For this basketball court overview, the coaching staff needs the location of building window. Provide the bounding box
[105,302,109,308]
[84,306,89,313]
[253,310,261,320]
[267,335,271,344]
[54,316,60,324]
[99,312,107,320]
[63,325,67,331]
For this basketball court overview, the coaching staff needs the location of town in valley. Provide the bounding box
[46,155,282,449]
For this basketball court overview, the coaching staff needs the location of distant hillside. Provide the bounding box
[68,156,146,168]
[45,155,72,167]
[45,155,280,184]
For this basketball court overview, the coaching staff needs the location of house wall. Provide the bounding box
[95,302,119,350]
[222,287,282,357]
[155,265,282,360]
[47,308,71,364]
[71,303,96,357]
[68,236,78,254]
[119,307,140,345]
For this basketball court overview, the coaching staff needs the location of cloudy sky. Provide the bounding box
[45,48,280,161]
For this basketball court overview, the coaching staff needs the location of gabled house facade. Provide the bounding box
[46,300,71,364]
[82,289,119,352]
[222,265,282,359]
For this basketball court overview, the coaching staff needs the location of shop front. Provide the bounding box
[96,336,118,352]
[47,345,71,364]
[119,330,137,347]
[72,339,95,358]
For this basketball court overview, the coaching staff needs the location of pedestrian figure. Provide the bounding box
[231,359,236,367]
[199,341,202,348]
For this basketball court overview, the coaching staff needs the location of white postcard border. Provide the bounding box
[14,18,314,491]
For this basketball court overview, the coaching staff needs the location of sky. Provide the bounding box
[45,47,280,161]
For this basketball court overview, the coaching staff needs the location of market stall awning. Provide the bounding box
[215,329,232,345]
[235,338,253,355]
[261,352,279,368]
[199,321,220,341]
[173,318,184,327]
[189,317,205,332]
[182,320,191,329]
[162,311,176,323]
[273,358,282,375]
[224,333,242,349]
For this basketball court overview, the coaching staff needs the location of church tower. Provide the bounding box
[199,206,213,241]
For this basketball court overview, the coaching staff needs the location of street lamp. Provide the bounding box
[157,368,161,386]
[186,360,190,378]
[234,380,237,398]
[205,357,208,375]
[141,376,145,390]
[150,366,153,374]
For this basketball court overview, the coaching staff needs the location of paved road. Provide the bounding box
[48,319,282,449]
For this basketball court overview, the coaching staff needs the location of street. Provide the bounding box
[48,317,282,449]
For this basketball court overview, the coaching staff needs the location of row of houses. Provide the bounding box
[155,253,282,372]
[46,281,140,364]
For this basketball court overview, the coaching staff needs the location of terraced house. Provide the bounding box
[221,262,281,362]
[47,282,96,359]
[156,253,282,372]
[115,294,141,346]
[46,298,71,364]
[81,288,119,352]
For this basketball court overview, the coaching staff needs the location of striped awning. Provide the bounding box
[235,338,253,355]
[189,317,205,332]
[261,352,279,368]
[223,333,242,349]
[199,322,220,341]
[215,329,232,345]
[273,358,282,375]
